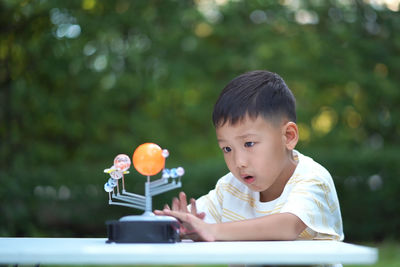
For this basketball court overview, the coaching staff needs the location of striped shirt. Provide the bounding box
[194,150,344,241]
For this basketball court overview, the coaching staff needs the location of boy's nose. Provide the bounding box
[234,151,247,168]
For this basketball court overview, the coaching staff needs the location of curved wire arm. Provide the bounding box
[107,173,182,211]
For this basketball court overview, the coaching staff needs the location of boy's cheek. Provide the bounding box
[223,160,231,171]
[223,156,233,169]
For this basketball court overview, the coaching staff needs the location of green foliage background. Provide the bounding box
[0,0,399,242]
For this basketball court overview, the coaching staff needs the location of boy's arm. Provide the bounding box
[154,191,206,220]
[213,212,306,241]
[160,208,306,241]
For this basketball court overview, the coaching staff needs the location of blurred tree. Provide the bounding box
[0,0,399,241]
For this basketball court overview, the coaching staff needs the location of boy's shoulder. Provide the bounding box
[293,150,336,187]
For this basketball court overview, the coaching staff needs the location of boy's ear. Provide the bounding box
[283,122,298,150]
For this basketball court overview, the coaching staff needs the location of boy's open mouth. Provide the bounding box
[244,175,255,184]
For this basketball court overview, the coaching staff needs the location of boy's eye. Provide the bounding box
[244,142,255,147]
[222,147,232,153]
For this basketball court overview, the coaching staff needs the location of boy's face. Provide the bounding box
[216,115,298,202]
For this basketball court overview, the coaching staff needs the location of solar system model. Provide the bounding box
[103,143,184,243]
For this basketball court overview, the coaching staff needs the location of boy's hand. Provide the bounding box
[160,208,216,241]
[154,192,206,220]
[154,191,210,240]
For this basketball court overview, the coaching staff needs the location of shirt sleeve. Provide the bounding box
[280,176,343,241]
[189,178,225,223]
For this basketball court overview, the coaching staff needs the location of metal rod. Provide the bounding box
[145,176,151,212]
[122,174,126,191]
[113,195,146,207]
[109,201,146,210]
[150,178,168,188]
[121,190,146,200]
[151,180,176,191]
[150,182,181,196]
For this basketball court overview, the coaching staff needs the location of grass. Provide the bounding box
[345,241,400,267]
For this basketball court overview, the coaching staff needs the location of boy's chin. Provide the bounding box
[242,182,262,191]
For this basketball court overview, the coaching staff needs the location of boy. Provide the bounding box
[155,70,344,242]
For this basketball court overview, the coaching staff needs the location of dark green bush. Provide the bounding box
[1,0,399,242]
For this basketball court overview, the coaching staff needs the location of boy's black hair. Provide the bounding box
[212,70,296,127]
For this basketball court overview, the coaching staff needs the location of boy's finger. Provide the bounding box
[164,204,170,210]
[179,192,188,212]
[190,198,205,220]
[198,212,206,220]
[163,209,191,223]
[172,197,180,211]
[190,198,197,215]
[154,209,164,215]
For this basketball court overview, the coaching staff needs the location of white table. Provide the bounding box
[0,237,377,265]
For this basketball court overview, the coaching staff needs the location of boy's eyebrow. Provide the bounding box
[217,133,258,142]
[236,133,258,139]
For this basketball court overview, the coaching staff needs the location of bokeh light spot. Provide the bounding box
[344,106,362,129]
[195,22,213,37]
[82,0,96,10]
[93,55,108,72]
[311,107,338,135]
[368,174,383,191]
[295,9,319,24]
[250,10,267,24]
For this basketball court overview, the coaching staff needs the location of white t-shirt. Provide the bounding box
[194,150,344,241]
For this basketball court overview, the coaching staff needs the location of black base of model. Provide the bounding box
[106,219,180,243]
